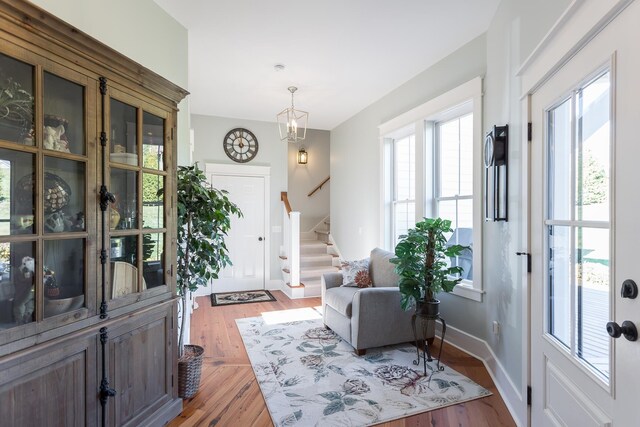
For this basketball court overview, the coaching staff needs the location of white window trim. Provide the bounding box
[379,77,484,302]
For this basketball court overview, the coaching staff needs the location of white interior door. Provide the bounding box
[530,3,640,425]
[208,174,266,293]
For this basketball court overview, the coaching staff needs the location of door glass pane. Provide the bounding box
[1,149,35,235]
[143,112,164,170]
[43,157,85,233]
[548,225,571,347]
[44,238,84,318]
[110,99,138,165]
[576,72,610,222]
[143,233,164,289]
[110,235,138,298]
[548,98,572,221]
[576,227,609,378]
[0,53,34,145]
[0,241,35,329]
[43,72,85,155]
[143,173,164,229]
[111,168,138,230]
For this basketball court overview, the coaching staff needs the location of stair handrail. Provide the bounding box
[281,191,293,216]
[280,192,300,287]
[307,176,330,197]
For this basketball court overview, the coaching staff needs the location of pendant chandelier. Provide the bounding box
[277,86,308,143]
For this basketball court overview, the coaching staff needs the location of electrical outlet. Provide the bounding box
[492,321,500,335]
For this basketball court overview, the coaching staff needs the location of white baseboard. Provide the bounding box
[435,323,526,427]
[267,279,285,291]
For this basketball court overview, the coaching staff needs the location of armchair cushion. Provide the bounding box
[369,247,400,287]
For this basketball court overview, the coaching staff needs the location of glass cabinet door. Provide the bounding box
[108,92,169,301]
[0,51,93,333]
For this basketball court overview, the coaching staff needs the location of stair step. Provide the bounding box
[315,230,330,235]
[300,241,328,254]
[300,254,333,268]
[286,282,305,289]
[300,266,339,279]
[282,268,290,274]
[279,255,287,260]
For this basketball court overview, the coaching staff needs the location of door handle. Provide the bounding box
[606,320,638,341]
[258,237,263,241]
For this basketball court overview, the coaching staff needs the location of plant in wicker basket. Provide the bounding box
[159,163,241,398]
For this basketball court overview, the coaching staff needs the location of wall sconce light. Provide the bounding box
[297,147,308,165]
[484,125,508,221]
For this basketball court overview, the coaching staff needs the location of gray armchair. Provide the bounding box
[321,248,415,354]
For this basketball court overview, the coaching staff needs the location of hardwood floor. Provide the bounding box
[167,291,515,427]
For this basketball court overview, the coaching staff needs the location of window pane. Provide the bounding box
[459,114,473,195]
[439,119,460,197]
[44,238,85,318]
[143,233,165,289]
[393,201,415,246]
[548,98,572,221]
[44,157,85,233]
[110,235,139,299]
[110,99,138,165]
[576,227,609,378]
[0,53,34,145]
[576,72,610,222]
[44,72,85,155]
[394,135,414,200]
[1,149,35,236]
[549,225,571,347]
[437,200,457,230]
[143,173,164,229]
[0,241,35,329]
[143,112,164,171]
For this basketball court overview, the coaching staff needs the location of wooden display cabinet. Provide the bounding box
[0,1,188,425]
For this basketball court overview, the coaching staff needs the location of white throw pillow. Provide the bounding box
[340,258,372,288]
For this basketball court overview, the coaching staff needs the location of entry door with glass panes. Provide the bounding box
[0,52,95,333]
[107,87,171,305]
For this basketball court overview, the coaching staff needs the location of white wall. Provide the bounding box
[28,0,191,165]
[288,130,330,231]
[190,114,288,284]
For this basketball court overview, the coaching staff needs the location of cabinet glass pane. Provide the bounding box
[143,112,164,170]
[0,53,34,145]
[143,233,164,289]
[110,235,138,298]
[43,72,85,155]
[110,99,138,165]
[110,168,137,230]
[143,173,164,229]
[44,239,85,318]
[1,149,35,235]
[0,241,35,329]
[43,157,86,233]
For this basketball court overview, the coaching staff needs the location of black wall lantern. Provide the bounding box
[297,147,308,165]
[484,125,508,221]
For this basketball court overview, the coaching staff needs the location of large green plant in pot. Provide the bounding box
[161,163,241,398]
[391,218,468,315]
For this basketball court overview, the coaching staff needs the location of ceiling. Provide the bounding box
[154,0,500,130]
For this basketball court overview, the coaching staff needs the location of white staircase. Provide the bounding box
[280,217,339,298]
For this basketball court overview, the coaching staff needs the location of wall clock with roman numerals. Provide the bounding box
[223,128,259,163]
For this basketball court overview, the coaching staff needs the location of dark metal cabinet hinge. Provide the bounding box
[527,386,532,405]
[516,252,532,273]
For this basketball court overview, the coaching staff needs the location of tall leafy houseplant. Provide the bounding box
[168,163,242,355]
[391,218,468,313]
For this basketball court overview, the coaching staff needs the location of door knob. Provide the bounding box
[621,279,638,299]
[606,320,638,341]
[258,237,263,241]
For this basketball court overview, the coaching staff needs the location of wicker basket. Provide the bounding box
[178,344,204,399]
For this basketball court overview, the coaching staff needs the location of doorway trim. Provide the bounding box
[205,162,272,292]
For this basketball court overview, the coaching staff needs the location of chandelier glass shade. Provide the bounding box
[277,86,308,143]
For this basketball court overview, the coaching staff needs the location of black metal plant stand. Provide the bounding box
[411,312,447,378]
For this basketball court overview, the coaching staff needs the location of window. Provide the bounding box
[380,77,483,301]
[435,114,473,280]
[392,134,415,246]
[546,70,611,380]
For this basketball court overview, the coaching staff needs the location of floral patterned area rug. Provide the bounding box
[210,290,276,306]
[237,315,491,426]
